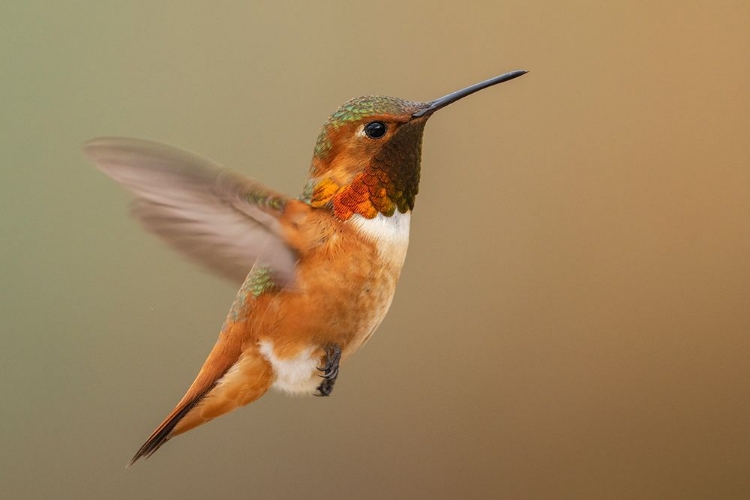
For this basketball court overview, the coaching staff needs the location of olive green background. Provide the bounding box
[2,2,749,498]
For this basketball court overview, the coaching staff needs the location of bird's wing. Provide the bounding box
[83,137,298,286]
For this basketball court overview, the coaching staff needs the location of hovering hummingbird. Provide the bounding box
[84,69,527,465]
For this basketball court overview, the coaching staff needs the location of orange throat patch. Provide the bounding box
[308,170,407,220]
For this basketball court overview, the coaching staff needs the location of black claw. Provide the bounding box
[316,344,341,397]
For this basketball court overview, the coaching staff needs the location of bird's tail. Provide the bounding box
[127,387,213,466]
[128,348,273,466]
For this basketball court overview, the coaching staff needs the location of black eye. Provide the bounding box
[364,121,387,139]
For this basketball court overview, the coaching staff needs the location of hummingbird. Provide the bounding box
[83,69,527,465]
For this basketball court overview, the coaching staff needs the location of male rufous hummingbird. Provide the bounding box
[84,69,527,465]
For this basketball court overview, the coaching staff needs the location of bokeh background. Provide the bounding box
[2,2,749,498]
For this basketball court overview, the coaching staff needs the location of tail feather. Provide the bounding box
[128,387,213,466]
[127,348,273,466]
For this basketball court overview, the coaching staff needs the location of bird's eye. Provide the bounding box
[363,121,387,139]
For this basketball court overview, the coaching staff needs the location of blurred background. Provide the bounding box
[2,1,749,498]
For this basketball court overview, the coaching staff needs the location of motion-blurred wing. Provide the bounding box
[83,137,297,286]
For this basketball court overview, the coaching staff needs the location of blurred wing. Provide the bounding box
[83,137,297,286]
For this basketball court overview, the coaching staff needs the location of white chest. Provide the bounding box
[350,211,411,268]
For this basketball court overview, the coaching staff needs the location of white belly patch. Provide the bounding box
[258,340,320,395]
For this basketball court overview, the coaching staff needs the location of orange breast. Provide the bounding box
[252,212,402,360]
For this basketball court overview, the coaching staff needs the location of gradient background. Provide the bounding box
[2,2,749,498]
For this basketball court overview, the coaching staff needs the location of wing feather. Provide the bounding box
[83,137,297,286]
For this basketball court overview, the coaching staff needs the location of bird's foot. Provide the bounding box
[315,344,341,397]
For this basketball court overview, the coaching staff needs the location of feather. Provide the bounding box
[83,137,298,286]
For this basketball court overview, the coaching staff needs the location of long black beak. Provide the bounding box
[412,69,528,118]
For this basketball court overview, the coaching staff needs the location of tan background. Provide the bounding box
[2,1,749,498]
